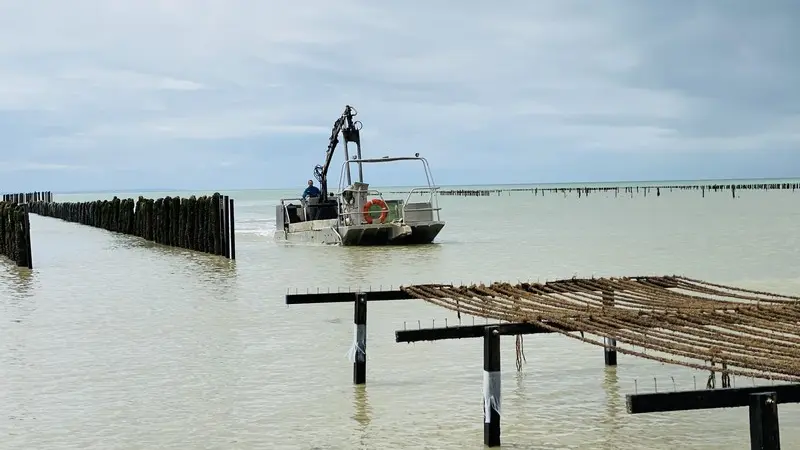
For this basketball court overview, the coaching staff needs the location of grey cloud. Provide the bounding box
[0,0,797,190]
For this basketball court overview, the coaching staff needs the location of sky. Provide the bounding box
[0,1,798,192]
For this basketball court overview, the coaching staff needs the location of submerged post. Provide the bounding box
[750,392,780,450]
[602,290,617,366]
[353,292,367,385]
[484,326,501,447]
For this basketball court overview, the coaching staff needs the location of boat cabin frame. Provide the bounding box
[276,155,442,232]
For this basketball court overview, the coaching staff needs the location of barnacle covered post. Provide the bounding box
[0,201,33,268]
[26,193,234,258]
[222,195,231,258]
[228,197,236,260]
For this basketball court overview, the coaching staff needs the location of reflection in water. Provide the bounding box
[602,367,621,448]
[0,265,37,424]
[514,370,529,403]
[108,233,239,298]
[352,385,372,447]
[340,244,444,287]
[0,263,36,300]
[352,385,372,426]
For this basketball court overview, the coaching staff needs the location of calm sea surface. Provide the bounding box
[2,179,800,449]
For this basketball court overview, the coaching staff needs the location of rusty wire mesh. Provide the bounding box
[401,276,800,381]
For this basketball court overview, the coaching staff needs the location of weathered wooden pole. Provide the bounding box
[750,392,780,450]
[228,198,236,260]
[212,194,222,255]
[23,204,32,269]
[603,290,617,366]
[353,292,367,384]
[222,195,230,258]
[484,325,501,447]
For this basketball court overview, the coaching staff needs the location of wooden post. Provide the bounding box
[24,204,32,269]
[212,194,221,255]
[228,198,236,260]
[222,195,230,258]
[353,292,367,385]
[484,325,501,447]
[219,195,225,256]
[603,290,617,366]
[216,196,223,256]
[750,392,780,450]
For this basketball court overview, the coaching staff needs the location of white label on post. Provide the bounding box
[346,323,367,362]
[482,370,501,423]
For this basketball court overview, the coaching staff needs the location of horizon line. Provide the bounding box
[27,175,800,195]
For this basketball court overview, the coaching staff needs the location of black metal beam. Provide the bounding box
[395,321,577,343]
[286,290,414,304]
[626,383,800,414]
[286,276,679,305]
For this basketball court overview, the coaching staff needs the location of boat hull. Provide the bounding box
[274,221,444,246]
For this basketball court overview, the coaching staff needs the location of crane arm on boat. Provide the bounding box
[314,105,363,199]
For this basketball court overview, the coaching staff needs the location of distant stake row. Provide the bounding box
[2,191,53,203]
[437,182,799,198]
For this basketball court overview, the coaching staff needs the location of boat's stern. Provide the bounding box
[337,197,445,245]
[338,221,444,245]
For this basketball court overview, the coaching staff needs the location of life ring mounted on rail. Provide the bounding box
[362,198,389,224]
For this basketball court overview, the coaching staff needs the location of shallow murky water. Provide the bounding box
[2,182,800,449]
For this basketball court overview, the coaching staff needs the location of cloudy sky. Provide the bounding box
[0,1,797,192]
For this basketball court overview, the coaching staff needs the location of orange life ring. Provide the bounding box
[362,198,389,224]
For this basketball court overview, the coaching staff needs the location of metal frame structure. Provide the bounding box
[284,276,799,448]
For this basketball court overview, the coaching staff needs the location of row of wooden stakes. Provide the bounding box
[0,192,235,269]
[0,202,33,268]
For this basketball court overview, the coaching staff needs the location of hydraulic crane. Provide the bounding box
[313,105,363,201]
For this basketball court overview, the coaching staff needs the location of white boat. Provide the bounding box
[274,106,445,246]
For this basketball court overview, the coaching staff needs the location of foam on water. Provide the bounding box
[235,218,276,237]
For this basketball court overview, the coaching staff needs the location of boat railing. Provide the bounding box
[334,155,443,224]
[336,189,391,225]
[278,197,304,224]
[402,187,442,222]
[336,155,439,193]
